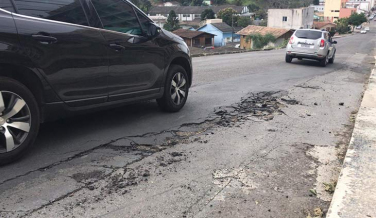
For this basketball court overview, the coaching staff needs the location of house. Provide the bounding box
[310,4,325,12]
[339,7,357,18]
[197,22,240,47]
[173,29,215,47]
[267,7,314,30]
[237,25,294,50]
[323,0,344,22]
[313,21,337,31]
[148,5,249,26]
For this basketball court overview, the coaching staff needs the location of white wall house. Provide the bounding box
[149,6,249,24]
[267,7,315,30]
[310,4,325,12]
[346,0,373,13]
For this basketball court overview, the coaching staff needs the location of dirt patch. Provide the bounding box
[72,170,105,183]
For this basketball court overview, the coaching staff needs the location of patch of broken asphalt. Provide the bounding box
[0,69,368,218]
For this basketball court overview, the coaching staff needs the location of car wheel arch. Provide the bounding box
[0,64,46,121]
[167,56,192,88]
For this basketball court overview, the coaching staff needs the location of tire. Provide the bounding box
[329,52,335,64]
[0,77,40,165]
[157,65,189,112]
[285,54,292,63]
[320,55,329,67]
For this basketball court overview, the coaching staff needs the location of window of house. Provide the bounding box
[282,16,287,22]
[92,0,142,35]
[0,0,14,12]
[183,14,189,17]
[205,37,212,45]
[194,38,200,45]
[14,0,88,26]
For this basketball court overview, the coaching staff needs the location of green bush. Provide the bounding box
[245,33,276,49]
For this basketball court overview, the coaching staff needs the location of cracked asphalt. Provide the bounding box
[1,25,375,218]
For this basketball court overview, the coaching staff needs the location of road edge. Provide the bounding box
[327,62,376,217]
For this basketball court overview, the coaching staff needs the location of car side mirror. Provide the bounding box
[332,41,337,44]
[147,24,161,39]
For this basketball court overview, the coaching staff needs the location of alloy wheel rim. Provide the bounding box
[170,72,187,105]
[0,91,31,154]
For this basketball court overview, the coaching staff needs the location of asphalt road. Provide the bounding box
[1,25,375,218]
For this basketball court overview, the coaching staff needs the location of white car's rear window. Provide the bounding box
[295,30,322,40]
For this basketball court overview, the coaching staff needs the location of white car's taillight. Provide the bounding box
[320,39,325,47]
[289,36,294,44]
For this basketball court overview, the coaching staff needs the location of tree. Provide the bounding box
[335,18,350,34]
[190,0,203,6]
[130,0,151,13]
[245,33,276,49]
[201,9,215,20]
[348,13,367,27]
[211,0,227,5]
[238,16,251,27]
[233,0,242,6]
[313,0,319,5]
[164,10,180,31]
[217,8,238,26]
[248,3,260,12]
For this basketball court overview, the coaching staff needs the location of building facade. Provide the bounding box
[324,0,342,21]
[197,23,240,47]
[267,7,315,30]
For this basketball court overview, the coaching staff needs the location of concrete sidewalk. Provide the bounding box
[327,65,376,217]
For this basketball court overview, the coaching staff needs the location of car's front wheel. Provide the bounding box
[0,77,40,165]
[157,65,189,112]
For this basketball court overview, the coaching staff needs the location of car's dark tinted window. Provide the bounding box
[92,0,142,35]
[14,0,88,26]
[135,9,151,33]
[0,0,14,12]
[295,30,322,40]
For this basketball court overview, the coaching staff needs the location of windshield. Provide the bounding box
[295,30,322,39]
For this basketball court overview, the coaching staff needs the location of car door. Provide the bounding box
[12,0,109,106]
[90,0,165,102]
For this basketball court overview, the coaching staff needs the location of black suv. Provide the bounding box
[0,0,192,164]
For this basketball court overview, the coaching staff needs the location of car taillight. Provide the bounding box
[320,39,325,47]
[289,36,294,44]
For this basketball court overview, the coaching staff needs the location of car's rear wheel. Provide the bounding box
[285,54,292,63]
[320,55,329,67]
[0,77,40,165]
[157,65,189,112]
[329,52,335,64]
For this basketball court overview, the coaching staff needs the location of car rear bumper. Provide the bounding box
[286,51,326,60]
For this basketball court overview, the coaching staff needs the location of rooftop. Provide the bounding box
[173,29,215,39]
[237,25,292,38]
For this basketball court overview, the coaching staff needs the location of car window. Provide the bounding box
[0,0,14,12]
[295,30,322,40]
[135,9,151,34]
[13,0,89,26]
[91,0,142,36]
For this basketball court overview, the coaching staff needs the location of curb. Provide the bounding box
[191,48,284,58]
[327,61,376,217]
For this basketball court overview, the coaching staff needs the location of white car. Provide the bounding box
[365,27,370,31]
[361,30,367,34]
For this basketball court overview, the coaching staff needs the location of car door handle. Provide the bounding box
[32,35,58,44]
[109,43,125,51]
